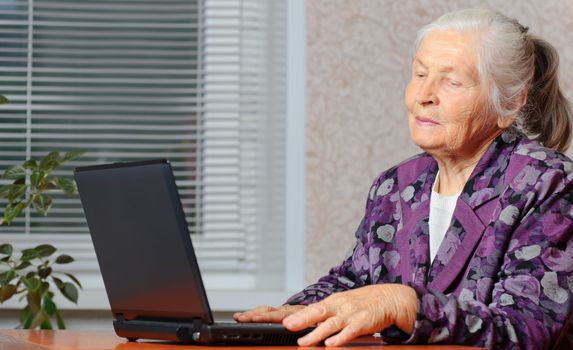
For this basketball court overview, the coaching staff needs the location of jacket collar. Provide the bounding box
[459,131,521,210]
[396,131,522,292]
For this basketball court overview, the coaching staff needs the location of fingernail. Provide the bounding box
[298,336,310,346]
[284,320,296,328]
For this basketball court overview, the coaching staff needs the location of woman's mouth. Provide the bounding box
[415,116,439,126]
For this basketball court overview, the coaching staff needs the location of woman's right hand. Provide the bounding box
[233,304,306,323]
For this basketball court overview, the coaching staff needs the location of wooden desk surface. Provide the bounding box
[0,330,482,349]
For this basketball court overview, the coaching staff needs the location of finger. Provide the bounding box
[283,303,330,331]
[249,305,276,314]
[296,316,346,347]
[250,309,293,323]
[324,323,362,347]
[234,306,275,322]
[252,305,306,323]
[235,311,271,322]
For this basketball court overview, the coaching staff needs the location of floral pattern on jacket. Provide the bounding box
[286,131,573,349]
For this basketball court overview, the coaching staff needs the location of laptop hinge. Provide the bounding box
[114,313,204,343]
[175,318,204,342]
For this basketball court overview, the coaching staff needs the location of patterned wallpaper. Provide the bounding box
[304,0,573,284]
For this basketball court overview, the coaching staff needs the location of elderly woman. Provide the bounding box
[235,9,573,349]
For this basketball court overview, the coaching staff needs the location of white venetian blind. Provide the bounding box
[0,0,287,281]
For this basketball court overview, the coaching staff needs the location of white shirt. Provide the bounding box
[429,173,460,263]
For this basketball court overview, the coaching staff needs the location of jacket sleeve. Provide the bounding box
[383,170,573,349]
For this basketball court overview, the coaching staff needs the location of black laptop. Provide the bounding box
[74,159,312,344]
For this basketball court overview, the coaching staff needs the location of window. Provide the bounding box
[0,0,304,309]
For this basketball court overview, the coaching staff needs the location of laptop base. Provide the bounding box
[114,314,201,343]
[114,314,312,345]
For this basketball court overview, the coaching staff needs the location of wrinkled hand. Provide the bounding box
[282,284,417,347]
[233,304,307,323]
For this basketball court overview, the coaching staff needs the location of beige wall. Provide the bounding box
[304,0,573,284]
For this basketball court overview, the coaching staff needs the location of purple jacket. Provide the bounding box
[286,131,573,349]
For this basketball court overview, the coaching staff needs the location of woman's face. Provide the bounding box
[405,30,506,158]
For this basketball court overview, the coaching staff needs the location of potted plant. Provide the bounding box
[0,95,84,329]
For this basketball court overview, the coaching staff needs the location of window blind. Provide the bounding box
[0,0,287,282]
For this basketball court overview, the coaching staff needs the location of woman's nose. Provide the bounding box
[416,79,439,106]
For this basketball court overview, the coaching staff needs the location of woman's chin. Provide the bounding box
[409,133,444,151]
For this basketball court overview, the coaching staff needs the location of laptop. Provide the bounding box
[74,159,313,344]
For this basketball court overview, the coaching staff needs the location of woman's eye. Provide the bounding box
[449,80,462,87]
[415,73,426,78]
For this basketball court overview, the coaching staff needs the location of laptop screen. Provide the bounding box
[75,160,213,323]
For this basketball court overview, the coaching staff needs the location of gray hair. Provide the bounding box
[416,9,572,152]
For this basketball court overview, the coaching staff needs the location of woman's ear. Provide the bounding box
[515,88,529,112]
[497,88,528,129]
[497,115,515,129]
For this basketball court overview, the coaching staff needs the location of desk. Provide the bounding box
[0,330,482,349]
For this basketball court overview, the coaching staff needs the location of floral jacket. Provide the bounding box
[286,131,573,349]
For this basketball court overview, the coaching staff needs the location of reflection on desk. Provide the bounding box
[0,329,484,349]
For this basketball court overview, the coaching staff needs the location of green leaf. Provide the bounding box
[54,177,76,196]
[31,194,53,217]
[59,282,78,303]
[0,284,17,302]
[64,273,82,289]
[52,276,63,289]
[38,267,52,279]
[0,243,13,256]
[23,312,34,329]
[55,254,74,264]
[21,248,39,262]
[15,261,31,270]
[35,244,57,258]
[3,202,26,225]
[13,177,25,185]
[23,160,38,170]
[0,95,8,104]
[54,308,65,329]
[0,184,12,198]
[0,270,15,286]
[39,152,60,171]
[43,180,57,190]
[61,150,85,163]
[40,318,53,330]
[39,281,49,296]
[22,277,41,293]
[20,306,35,329]
[19,305,30,323]
[7,184,27,202]
[2,165,26,180]
[43,295,56,315]
[30,170,46,188]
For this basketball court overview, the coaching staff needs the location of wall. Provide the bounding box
[304,0,573,284]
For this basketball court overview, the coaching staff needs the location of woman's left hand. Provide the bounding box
[283,284,417,347]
